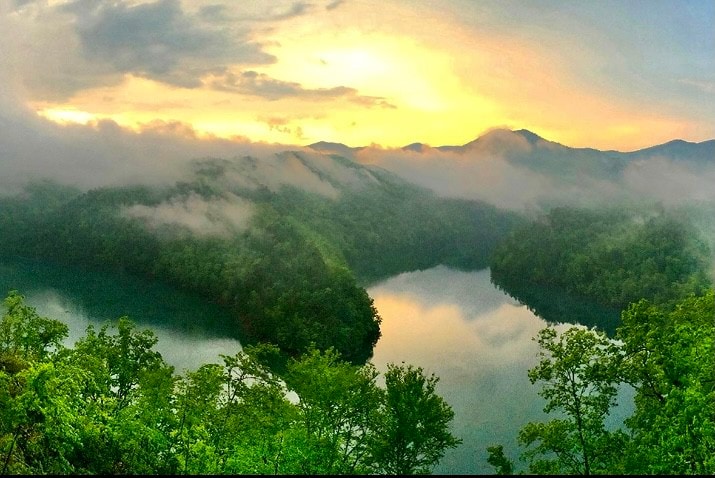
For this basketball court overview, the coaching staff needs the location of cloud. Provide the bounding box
[4,0,278,99]
[209,70,395,107]
[197,4,231,22]
[62,0,274,88]
[354,139,628,211]
[325,0,345,10]
[623,156,715,205]
[196,1,318,23]
[267,2,314,20]
[0,111,291,194]
[356,147,551,210]
[203,151,366,199]
[678,78,715,95]
[122,192,255,237]
[264,117,306,140]
[353,129,714,211]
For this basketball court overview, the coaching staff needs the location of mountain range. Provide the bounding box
[311,128,714,161]
[309,128,714,209]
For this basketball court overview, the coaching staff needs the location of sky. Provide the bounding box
[1,0,714,150]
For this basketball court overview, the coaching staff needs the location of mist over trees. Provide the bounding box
[0,154,520,363]
[490,205,713,313]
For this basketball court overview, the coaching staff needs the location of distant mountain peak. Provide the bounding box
[513,129,544,144]
[459,128,547,150]
[309,141,351,150]
[308,141,364,158]
[402,142,431,153]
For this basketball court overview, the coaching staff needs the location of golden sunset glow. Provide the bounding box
[8,0,714,150]
[37,108,97,125]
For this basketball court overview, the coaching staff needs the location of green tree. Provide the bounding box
[370,363,462,475]
[63,318,176,474]
[518,327,625,475]
[617,292,715,474]
[283,347,383,475]
[486,445,514,475]
[0,291,68,365]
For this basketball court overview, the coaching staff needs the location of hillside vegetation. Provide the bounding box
[0,153,521,363]
[490,289,715,475]
[490,205,713,312]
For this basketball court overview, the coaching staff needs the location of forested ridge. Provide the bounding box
[490,205,713,312]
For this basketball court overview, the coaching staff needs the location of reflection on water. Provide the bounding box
[491,276,622,335]
[0,258,242,373]
[369,267,549,474]
[369,266,633,475]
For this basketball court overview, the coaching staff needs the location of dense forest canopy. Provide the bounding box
[490,205,713,313]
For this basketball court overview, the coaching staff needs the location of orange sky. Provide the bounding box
[7,0,714,150]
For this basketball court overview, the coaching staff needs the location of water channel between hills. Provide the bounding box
[0,259,634,475]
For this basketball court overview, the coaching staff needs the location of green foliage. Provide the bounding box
[617,291,715,474]
[498,290,714,475]
[486,444,514,475]
[0,292,460,475]
[370,363,462,474]
[518,327,626,475]
[1,291,68,364]
[490,206,712,312]
[282,347,383,474]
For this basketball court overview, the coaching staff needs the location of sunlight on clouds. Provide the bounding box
[37,108,97,125]
[21,0,713,150]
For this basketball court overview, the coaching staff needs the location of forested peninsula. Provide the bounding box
[490,205,713,313]
[0,155,521,363]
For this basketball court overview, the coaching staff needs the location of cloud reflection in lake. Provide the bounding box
[369,266,552,474]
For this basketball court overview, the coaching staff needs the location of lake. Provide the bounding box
[0,259,632,474]
[0,257,242,373]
